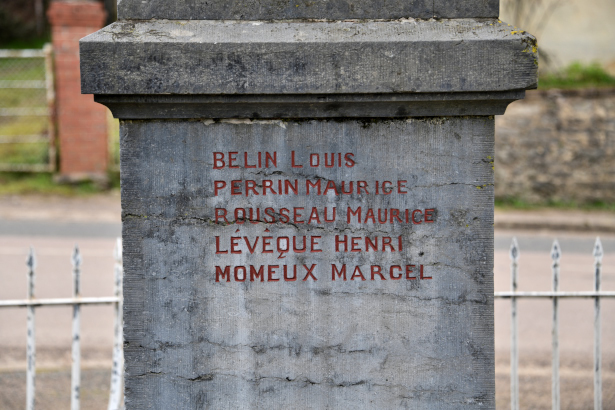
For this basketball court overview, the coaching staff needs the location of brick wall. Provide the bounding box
[47,1,108,180]
[496,88,615,205]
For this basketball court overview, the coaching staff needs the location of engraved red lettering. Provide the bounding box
[230,237,241,254]
[215,236,228,254]
[215,208,228,223]
[234,266,247,282]
[250,265,264,282]
[306,180,321,195]
[231,180,242,195]
[293,207,304,224]
[344,153,355,167]
[279,208,290,223]
[263,180,276,195]
[244,237,258,254]
[323,180,339,195]
[268,265,280,282]
[291,151,303,168]
[293,236,306,253]
[308,208,321,224]
[324,207,336,223]
[412,210,423,225]
[335,235,348,252]
[382,237,393,251]
[382,181,393,195]
[310,154,320,167]
[332,264,347,281]
[425,209,436,223]
[262,237,273,253]
[350,266,366,281]
[378,209,388,224]
[358,181,369,194]
[245,180,258,196]
[234,208,246,224]
[303,264,317,281]
[351,237,361,252]
[310,236,322,253]
[406,265,417,280]
[265,152,277,168]
[347,207,361,223]
[397,180,408,194]
[284,180,298,195]
[390,265,402,280]
[213,152,225,169]
[264,208,276,223]
[365,208,375,223]
[244,152,256,168]
[214,181,226,196]
[215,266,230,282]
[371,265,386,280]
[284,265,297,281]
[228,152,239,168]
[390,209,403,224]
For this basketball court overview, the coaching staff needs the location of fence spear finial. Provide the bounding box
[593,237,603,263]
[72,245,82,268]
[551,239,561,264]
[510,237,520,262]
[26,247,36,271]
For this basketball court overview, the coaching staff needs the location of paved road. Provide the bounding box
[1,195,614,408]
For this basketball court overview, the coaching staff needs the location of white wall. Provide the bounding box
[500,0,615,72]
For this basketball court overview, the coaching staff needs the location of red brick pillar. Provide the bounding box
[48,1,108,181]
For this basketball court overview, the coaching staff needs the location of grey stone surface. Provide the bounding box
[80,19,537,96]
[434,0,499,18]
[96,91,525,119]
[495,88,615,205]
[121,118,496,409]
[117,0,498,20]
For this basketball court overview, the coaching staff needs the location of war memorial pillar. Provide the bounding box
[81,1,537,407]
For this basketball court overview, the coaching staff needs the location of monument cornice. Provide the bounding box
[81,19,537,118]
[117,0,499,20]
[95,91,525,119]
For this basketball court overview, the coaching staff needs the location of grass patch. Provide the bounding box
[0,55,50,167]
[539,62,615,89]
[495,197,615,212]
[0,172,120,196]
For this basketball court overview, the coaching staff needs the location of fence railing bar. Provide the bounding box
[0,49,46,58]
[26,248,36,410]
[510,237,519,410]
[0,164,53,172]
[593,237,603,410]
[0,108,49,116]
[494,291,615,299]
[108,238,124,410]
[551,240,561,410]
[0,80,46,88]
[0,135,50,144]
[0,297,121,308]
[71,245,82,410]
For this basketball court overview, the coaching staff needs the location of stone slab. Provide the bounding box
[117,0,498,20]
[96,91,525,119]
[80,19,537,96]
[120,117,495,408]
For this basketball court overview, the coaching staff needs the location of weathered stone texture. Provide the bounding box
[121,118,495,409]
[495,88,615,204]
[117,0,499,21]
[80,20,537,96]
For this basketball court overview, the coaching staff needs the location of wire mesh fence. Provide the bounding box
[0,46,55,172]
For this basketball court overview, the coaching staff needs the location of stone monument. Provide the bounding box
[81,1,537,407]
